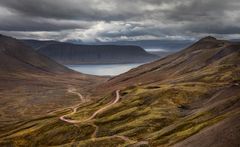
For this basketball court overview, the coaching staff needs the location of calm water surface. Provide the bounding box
[67,63,143,76]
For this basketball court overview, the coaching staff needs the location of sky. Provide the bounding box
[0,0,239,44]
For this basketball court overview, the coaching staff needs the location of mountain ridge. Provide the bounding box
[23,40,159,64]
[0,35,70,74]
[99,37,239,90]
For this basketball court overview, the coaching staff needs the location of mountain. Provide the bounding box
[22,39,59,50]
[0,36,239,147]
[93,36,240,146]
[0,36,70,74]
[24,40,159,64]
[0,34,106,123]
[67,39,194,52]
[100,36,238,88]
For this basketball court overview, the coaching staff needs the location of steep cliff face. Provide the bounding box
[24,40,159,64]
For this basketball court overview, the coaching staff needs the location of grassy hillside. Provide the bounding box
[1,80,239,146]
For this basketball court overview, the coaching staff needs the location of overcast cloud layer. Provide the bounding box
[0,0,239,42]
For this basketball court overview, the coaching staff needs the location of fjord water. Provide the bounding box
[66,49,169,76]
[67,63,143,76]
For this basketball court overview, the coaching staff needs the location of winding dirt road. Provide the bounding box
[60,90,120,123]
[68,88,85,102]
[59,89,149,146]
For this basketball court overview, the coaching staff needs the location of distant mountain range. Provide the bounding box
[67,39,194,51]
[23,40,159,64]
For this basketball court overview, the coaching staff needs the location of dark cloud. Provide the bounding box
[0,0,141,21]
[0,0,239,42]
[0,16,91,31]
